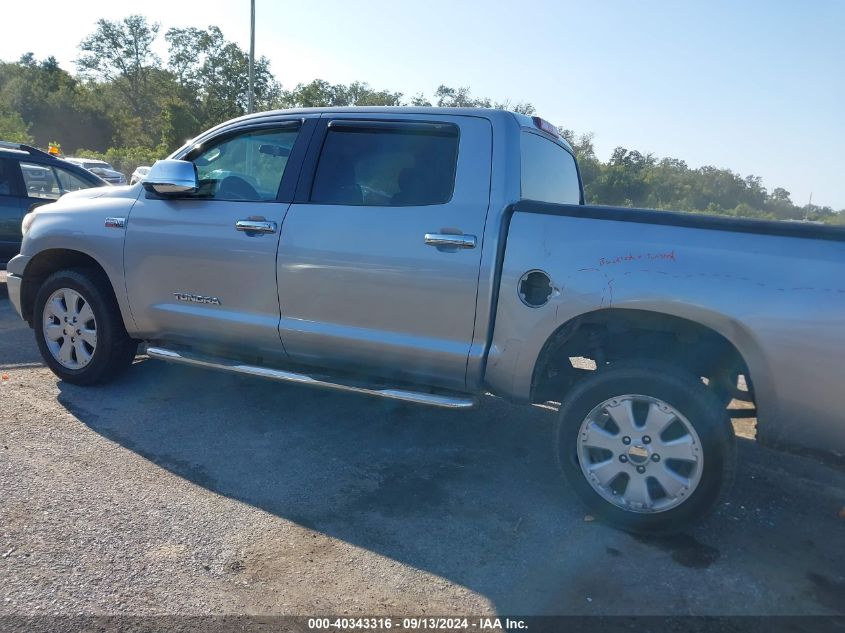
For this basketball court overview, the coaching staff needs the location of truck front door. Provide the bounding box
[276,114,492,390]
[124,118,314,359]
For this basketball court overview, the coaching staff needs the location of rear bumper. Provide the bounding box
[6,254,30,321]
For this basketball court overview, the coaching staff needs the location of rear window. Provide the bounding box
[520,131,581,204]
[311,122,459,206]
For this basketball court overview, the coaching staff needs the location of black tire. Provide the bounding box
[555,361,735,534]
[33,268,138,386]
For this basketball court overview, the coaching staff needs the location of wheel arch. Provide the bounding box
[531,308,766,410]
[20,248,127,328]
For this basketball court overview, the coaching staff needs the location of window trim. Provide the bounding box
[296,118,461,207]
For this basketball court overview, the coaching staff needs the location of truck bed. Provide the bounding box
[484,201,845,453]
[519,201,845,242]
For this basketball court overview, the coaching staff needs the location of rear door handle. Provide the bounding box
[236,219,277,234]
[424,233,477,249]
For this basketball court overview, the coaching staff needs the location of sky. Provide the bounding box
[1,0,843,209]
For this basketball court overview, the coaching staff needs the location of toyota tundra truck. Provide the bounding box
[6,107,845,533]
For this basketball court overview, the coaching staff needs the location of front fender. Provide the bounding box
[20,187,142,333]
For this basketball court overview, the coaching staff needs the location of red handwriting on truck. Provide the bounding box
[599,249,677,267]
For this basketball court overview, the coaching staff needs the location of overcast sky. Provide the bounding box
[2,0,843,208]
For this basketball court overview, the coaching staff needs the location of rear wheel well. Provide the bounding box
[532,309,753,405]
[20,249,112,325]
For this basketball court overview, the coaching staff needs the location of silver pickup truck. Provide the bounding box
[7,107,845,533]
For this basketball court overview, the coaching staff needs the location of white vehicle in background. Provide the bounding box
[130,166,151,185]
[65,157,127,186]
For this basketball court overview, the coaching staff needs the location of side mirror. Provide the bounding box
[142,159,198,195]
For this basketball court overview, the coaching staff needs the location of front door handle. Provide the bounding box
[424,233,477,249]
[236,219,277,234]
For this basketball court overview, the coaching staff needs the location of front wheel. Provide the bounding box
[33,269,138,386]
[555,361,735,534]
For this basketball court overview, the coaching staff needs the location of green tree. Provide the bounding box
[433,84,535,114]
[770,187,791,203]
[166,25,279,128]
[76,15,162,138]
[0,55,114,150]
[0,108,31,142]
[277,79,402,108]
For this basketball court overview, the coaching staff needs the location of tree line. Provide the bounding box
[0,14,839,224]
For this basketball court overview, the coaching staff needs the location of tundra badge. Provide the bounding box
[173,293,222,305]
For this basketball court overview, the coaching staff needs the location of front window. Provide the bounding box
[190,125,301,201]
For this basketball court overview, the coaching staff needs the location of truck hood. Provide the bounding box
[58,184,139,203]
[25,183,141,219]
[21,184,143,257]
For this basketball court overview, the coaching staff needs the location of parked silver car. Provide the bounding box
[65,157,127,185]
[7,107,845,533]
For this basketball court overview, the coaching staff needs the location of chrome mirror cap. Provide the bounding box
[142,159,198,194]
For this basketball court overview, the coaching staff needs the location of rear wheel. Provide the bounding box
[34,269,137,385]
[556,361,735,533]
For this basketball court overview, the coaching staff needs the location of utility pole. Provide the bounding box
[248,0,255,114]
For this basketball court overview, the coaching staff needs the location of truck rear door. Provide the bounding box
[276,114,492,389]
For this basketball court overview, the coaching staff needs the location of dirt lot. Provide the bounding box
[1,271,844,619]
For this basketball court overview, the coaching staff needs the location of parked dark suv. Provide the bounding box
[0,141,107,263]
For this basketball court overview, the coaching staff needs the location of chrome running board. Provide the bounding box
[145,346,477,409]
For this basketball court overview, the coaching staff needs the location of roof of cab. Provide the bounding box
[200,106,520,137]
[181,106,573,154]
[236,105,522,121]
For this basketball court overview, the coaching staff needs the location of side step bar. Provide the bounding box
[145,346,477,409]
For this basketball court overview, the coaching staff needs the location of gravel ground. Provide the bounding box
[1,272,844,620]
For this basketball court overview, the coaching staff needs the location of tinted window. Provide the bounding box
[191,126,300,201]
[521,132,581,204]
[20,162,61,200]
[311,123,459,206]
[55,167,94,193]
